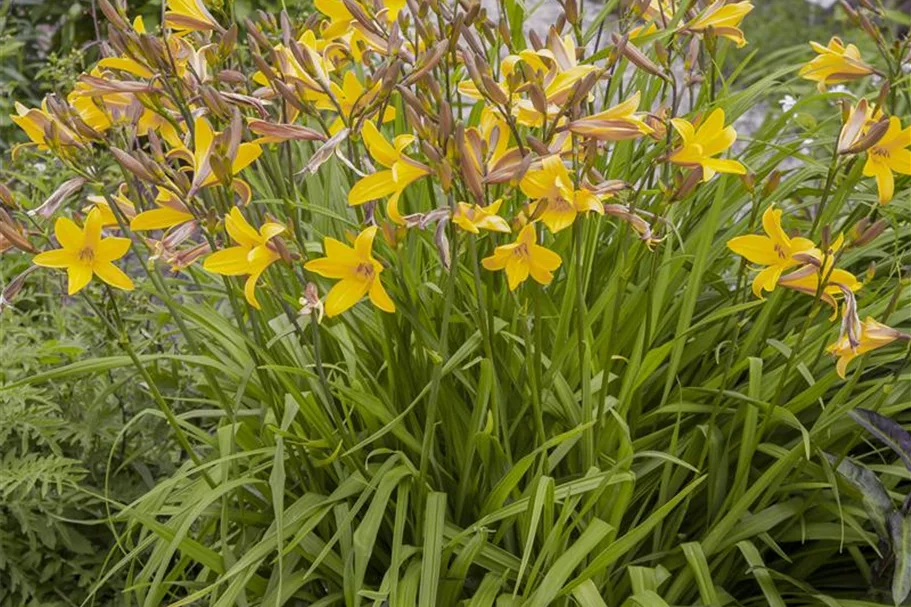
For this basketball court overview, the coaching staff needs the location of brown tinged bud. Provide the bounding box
[569,72,599,107]
[381,59,402,96]
[439,101,453,142]
[111,147,159,184]
[875,80,890,110]
[0,183,14,208]
[0,266,38,312]
[404,40,449,86]
[218,69,247,84]
[0,210,36,253]
[839,0,860,24]
[482,72,509,105]
[612,33,668,80]
[564,0,579,25]
[27,177,87,219]
[528,83,549,116]
[671,168,702,201]
[821,225,832,251]
[858,12,882,43]
[740,172,756,193]
[526,136,550,156]
[851,217,888,247]
[842,117,890,155]
[98,0,130,31]
[762,170,782,197]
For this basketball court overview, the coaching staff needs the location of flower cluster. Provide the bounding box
[2,0,908,380]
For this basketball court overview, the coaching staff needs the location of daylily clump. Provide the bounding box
[2,0,905,448]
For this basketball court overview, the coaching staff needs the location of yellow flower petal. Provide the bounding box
[94,261,134,291]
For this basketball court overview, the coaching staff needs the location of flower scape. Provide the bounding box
[1,0,911,603]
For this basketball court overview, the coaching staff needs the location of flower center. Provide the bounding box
[78,247,95,263]
[774,244,788,260]
[514,243,529,259]
[871,147,890,158]
[355,262,375,280]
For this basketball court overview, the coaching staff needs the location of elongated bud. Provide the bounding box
[762,170,781,197]
[613,33,668,80]
[0,182,14,208]
[0,266,37,312]
[526,136,550,156]
[563,0,578,25]
[839,0,860,24]
[0,210,36,253]
[528,83,549,116]
[671,168,702,201]
[740,172,756,193]
[843,117,889,154]
[99,0,130,31]
[111,147,159,183]
[852,218,887,247]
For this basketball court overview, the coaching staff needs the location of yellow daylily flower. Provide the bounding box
[629,0,676,40]
[682,1,753,48]
[837,99,883,154]
[348,121,430,225]
[323,71,396,135]
[181,116,262,196]
[315,0,355,39]
[130,189,196,232]
[164,0,222,32]
[727,205,820,298]
[202,208,284,309]
[777,233,862,311]
[482,223,562,290]
[799,37,874,91]
[568,91,653,141]
[827,317,909,379]
[86,186,137,227]
[452,199,511,234]
[669,108,746,181]
[304,225,396,317]
[520,155,605,233]
[10,100,82,149]
[862,116,911,205]
[32,207,134,295]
